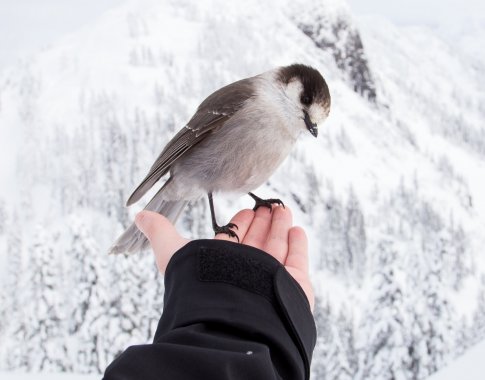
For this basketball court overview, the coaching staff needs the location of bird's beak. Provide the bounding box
[304,111,318,138]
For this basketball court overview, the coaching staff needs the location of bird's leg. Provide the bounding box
[207,192,239,242]
[248,192,285,212]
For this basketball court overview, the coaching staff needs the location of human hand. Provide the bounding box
[135,206,314,311]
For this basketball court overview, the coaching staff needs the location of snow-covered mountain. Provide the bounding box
[0,0,484,378]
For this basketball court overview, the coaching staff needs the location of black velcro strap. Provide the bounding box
[197,245,277,304]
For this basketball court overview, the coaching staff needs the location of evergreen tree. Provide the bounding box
[311,300,357,380]
[336,308,357,376]
[419,237,457,375]
[320,192,346,275]
[344,187,366,283]
[356,240,412,380]
[446,225,470,291]
[311,298,332,379]
[20,226,66,371]
[454,316,471,357]
[1,212,26,369]
[326,308,356,380]
[471,284,485,344]
[405,302,433,379]
[65,217,106,372]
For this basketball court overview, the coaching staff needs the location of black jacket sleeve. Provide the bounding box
[103,239,316,380]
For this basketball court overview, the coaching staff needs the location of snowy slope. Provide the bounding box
[1,0,485,378]
[0,372,98,380]
[428,339,485,380]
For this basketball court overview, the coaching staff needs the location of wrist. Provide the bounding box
[159,239,316,380]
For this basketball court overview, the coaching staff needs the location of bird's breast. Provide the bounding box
[214,119,296,192]
[174,99,298,194]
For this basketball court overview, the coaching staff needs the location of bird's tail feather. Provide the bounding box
[109,187,188,255]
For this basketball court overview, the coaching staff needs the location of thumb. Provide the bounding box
[135,210,174,242]
[135,210,189,273]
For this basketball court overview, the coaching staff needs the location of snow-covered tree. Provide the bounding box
[327,308,356,380]
[444,224,470,291]
[0,212,25,370]
[65,217,110,372]
[418,236,457,375]
[344,187,366,283]
[311,298,332,378]
[471,284,485,344]
[320,192,346,274]
[312,299,357,379]
[16,226,67,371]
[356,240,412,380]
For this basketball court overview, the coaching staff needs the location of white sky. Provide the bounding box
[0,0,484,72]
[347,0,485,27]
[0,0,123,71]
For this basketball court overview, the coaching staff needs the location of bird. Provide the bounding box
[109,63,331,254]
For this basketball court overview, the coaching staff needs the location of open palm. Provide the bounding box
[135,206,314,311]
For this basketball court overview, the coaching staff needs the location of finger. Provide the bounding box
[263,206,292,264]
[285,227,314,311]
[215,209,255,243]
[135,211,189,273]
[285,226,309,274]
[242,206,273,250]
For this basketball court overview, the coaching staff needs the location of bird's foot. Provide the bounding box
[248,192,285,212]
[213,222,239,242]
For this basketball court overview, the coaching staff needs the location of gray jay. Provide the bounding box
[109,63,331,254]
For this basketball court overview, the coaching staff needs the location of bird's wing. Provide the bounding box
[126,77,256,206]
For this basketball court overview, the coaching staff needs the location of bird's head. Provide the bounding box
[277,64,331,137]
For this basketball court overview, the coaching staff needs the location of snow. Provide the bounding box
[0,0,485,377]
[428,339,485,380]
[0,372,98,380]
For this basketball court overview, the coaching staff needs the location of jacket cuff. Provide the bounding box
[154,239,316,380]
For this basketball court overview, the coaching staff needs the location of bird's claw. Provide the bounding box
[214,223,240,242]
[253,198,285,212]
[249,192,285,212]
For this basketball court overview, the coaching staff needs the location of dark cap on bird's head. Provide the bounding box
[277,64,330,107]
[277,64,331,137]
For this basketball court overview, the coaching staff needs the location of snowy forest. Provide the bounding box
[0,0,485,378]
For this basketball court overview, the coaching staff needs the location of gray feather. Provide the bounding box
[109,185,189,255]
[126,77,256,206]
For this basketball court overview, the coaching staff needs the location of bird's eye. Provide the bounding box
[301,95,312,105]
